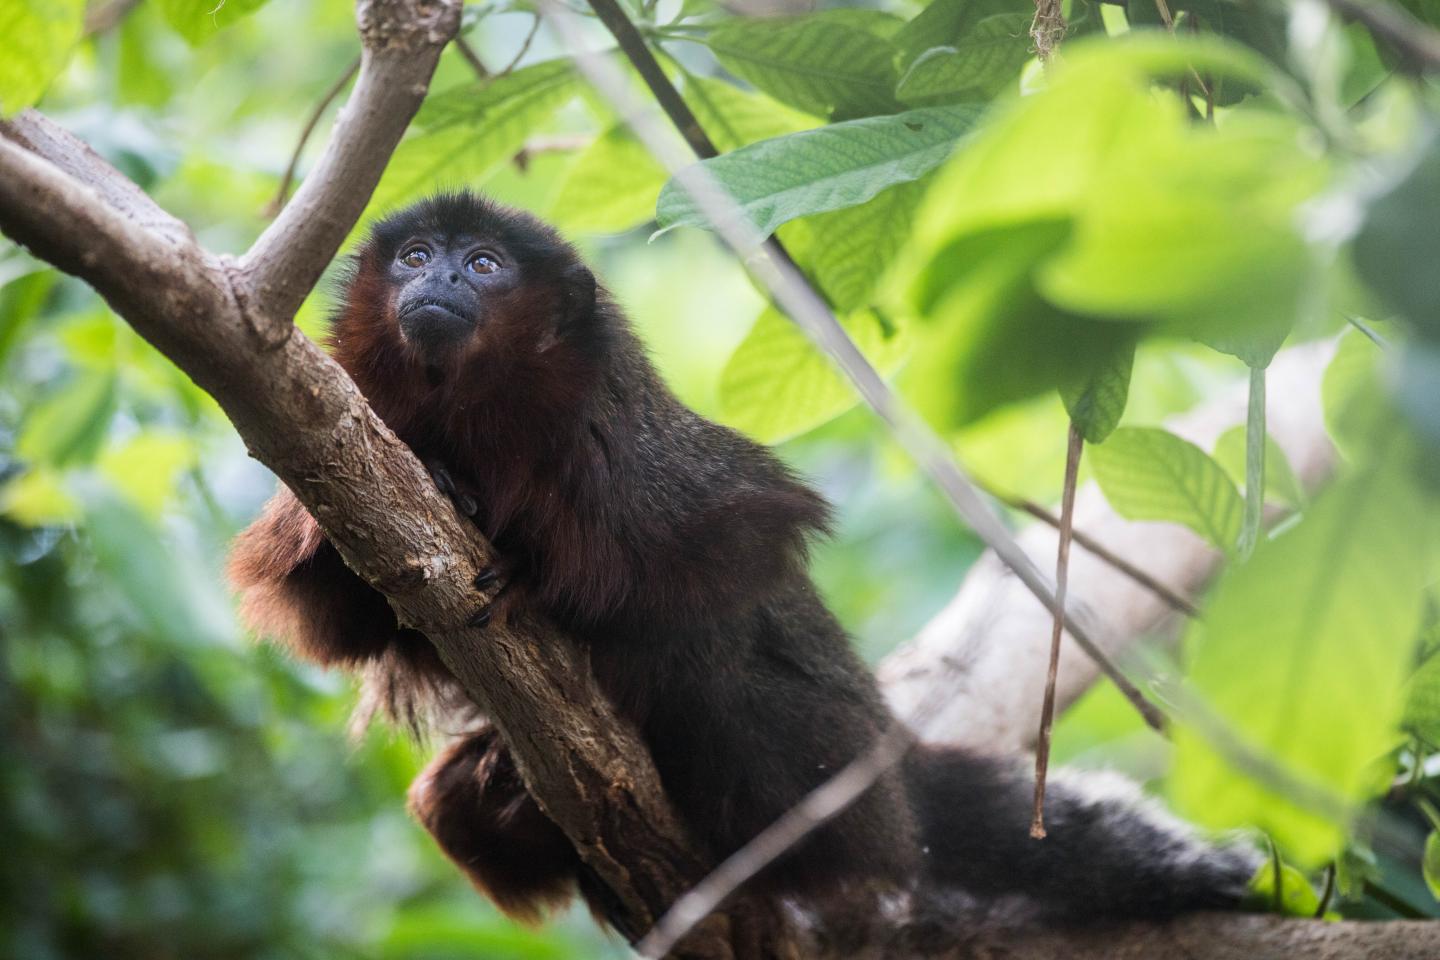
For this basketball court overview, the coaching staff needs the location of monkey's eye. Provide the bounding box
[467,253,500,275]
[399,247,431,268]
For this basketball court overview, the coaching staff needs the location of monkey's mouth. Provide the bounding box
[398,297,476,360]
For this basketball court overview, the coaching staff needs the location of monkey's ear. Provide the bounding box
[539,261,597,353]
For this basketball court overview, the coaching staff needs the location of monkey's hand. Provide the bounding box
[428,460,479,518]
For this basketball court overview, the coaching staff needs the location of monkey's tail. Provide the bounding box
[904,745,1259,921]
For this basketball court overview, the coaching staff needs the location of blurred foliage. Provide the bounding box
[5,0,1440,951]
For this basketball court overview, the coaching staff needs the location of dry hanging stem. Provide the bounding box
[1031,422,1085,838]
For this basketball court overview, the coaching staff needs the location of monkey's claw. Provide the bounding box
[474,566,499,590]
[468,607,493,629]
[428,461,478,517]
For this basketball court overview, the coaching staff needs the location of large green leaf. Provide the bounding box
[1172,462,1432,865]
[1406,647,1440,746]
[779,178,929,312]
[364,61,577,221]
[903,219,1139,430]
[1089,426,1244,550]
[549,128,666,234]
[1322,326,1393,461]
[892,0,1031,63]
[155,0,271,45]
[655,105,980,239]
[895,14,1034,104]
[0,0,84,113]
[720,307,908,443]
[704,15,901,118]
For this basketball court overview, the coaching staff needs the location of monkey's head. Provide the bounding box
[338,192,600,377]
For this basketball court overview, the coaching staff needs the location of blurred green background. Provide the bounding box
[7,0,1440,955]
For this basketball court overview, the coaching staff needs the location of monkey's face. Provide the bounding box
[386,230,518,365]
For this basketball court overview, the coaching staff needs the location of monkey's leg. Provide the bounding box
[409,727,583,924]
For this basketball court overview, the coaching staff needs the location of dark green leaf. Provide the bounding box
[1059,339,1135,443]
[704,16,901,118]
[896,14,1034,104]
[1354,136,1440,338]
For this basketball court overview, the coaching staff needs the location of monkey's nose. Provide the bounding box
[448,271,461,284]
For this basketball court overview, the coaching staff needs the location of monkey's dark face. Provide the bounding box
[354,192,600,374]
[387,230,517,363]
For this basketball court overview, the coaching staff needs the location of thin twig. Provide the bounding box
[1030,422,1083,839]
[987,486,1202,618]
[454,36,491,78]
[1346,314,1390,348]
[265,54,361,219]
[567,0,1166,735]
[499,14,543,76]
[586,0,721,159]
[1316,863,1337,918]
[1323,0,1440,72]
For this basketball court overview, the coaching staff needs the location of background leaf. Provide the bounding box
[656,105,981,239]
[1089,426,1244,550]
[0,0,84,113]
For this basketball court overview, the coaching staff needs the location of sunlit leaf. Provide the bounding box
[720,307,908,443]
[155,0,272,45]
[1322,326,1393,460]
[364,61,577,222]
[98,433,198,520]
[1172,461,1432,865]
[656,105,980,239]
[0,466,81,525]
[549,127,666,234]
[1089,426,1244,550]
[1248,852,1323,916]
[0,0,84,113]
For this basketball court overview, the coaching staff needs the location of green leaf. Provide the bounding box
[16,373,119,468]
[893,0,1031,63]
[1406,650,1440,746]
[1089,426,1244,550]
[720,307,908,443]
[682,75,818,153]
[549,128,666,234]
[896,14,1034,104]
[1353,135,1440,338]
[655,105,981,239]
[1248,852,1322,916]
[0,268,55,368]
[1213,424,1304,509]
[1322,326,1392,461]
[0,466,81,526]
[98,433,198,520]
[0,0,84,113]
[779,178,929,312]
[1426,831,1440,901]
[1172,462,1432,866]
[365,61,577,221]
[704,16,901,118]
[155,0,271,45]
[904,219,1140,430]
[1059,340,1135,443]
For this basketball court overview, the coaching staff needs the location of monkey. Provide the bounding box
[228,191,1259,941]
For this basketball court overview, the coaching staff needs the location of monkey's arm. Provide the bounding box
[228,485,410,666]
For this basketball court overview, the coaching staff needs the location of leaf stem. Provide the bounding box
[1237,364,1266,560]
[1031,421,1084,838]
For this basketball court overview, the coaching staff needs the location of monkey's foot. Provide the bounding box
[427,460,478,517]
[468,562,512,629]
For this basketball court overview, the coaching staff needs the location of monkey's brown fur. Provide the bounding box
[230,193,1257,939]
